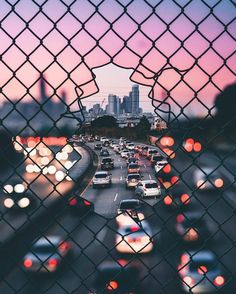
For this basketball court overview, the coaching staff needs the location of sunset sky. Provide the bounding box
[0,0,235,117]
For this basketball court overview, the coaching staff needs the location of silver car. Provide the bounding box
[135,180,161,198]
[22,236,72,273]
[92,171,112,188]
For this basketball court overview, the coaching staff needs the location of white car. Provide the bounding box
[120,150,129,158]
[92,171,112,188]
[178,250,226,293]
[146,148,159,159]
[193,167,224,191]
[115,221,153,254]
[100,137,107,143]
[126,143,135,150]
[154,160,168,174]
[135,180,161,198]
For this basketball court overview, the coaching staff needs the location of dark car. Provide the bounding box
[103,140,110,147]
[94,143,102,150]
[89,261,141,293]
[150,154,164,167]
[176,212,210,245]
[100,149,110,156]
[69,194,94,216]
[126,157,138,166]
[101,157,114,170]
[163,184,191,209]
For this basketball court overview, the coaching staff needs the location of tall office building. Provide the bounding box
[107,94,117,115]
[123,95,132,113]
[131,84,139,115]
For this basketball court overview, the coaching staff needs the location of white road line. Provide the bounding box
[114,193,118,201]
[149,174,152,180]
[121,166,123,169]
[120,176,122,181]
[144,164,146,168]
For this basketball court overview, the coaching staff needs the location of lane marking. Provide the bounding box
[114,193,118,201]
[120,176,122,181]
[144,164,146,168]
[149,174,152,180]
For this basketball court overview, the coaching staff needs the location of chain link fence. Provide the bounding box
[0,0,235,293]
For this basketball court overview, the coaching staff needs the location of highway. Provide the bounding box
[0,139,235,293]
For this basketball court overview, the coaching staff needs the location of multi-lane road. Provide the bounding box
[0,139,235,293]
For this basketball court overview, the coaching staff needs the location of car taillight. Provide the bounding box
[181,194,190,205]
[214,275,225,286]
[69,198,77,206]
[171,176,179,184]
[197,180,206,189]
[106,280,119,291]
[130,226,139,232]
[183,276,194,286]
[48,258,58,268]
[197,265,208,274]
[177,214,184,223]
[164,195,173,205]
[83,200,91,206]
[163,164,171,173]
[181,254,189,265]
[24,259,33,268]
[59,241,69,252]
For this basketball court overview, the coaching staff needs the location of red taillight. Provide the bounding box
[214,275,225,286]
[83,200,91,206]
[48,258,58,268]
[177,214,184,223]
[130,226,139,232]
[117,259,127,267]
[24,259,33,268]
[183,276,194,286]
[69,198,77,206]
[59,241,69,252]
[181,194,190,205]
[171,176,179,184]
[181,254,189,264]
[163,164,171,173]
[164,195,173,205]
[106,280,119,291]
[197,265,208,274]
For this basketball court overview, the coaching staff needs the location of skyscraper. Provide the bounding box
[131,84,139,115]
[123,95,132,113]
[107,94,117,115]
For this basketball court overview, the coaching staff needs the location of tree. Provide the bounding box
[91,115,117,129]
[214,82,236,130]
[135,116,151,140]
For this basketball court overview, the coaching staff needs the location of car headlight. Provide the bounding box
[18,197,30,208]
[14,184,25,193]
[3,184,14,194]
[4,198,14,208]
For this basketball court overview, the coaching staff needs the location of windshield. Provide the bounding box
[129,164,139,168]
[128,175,140,180]
[120,201,139,209]
[102,159,112,163]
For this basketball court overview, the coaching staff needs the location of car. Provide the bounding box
[120,150,129,158]
[175,212,209,244]
[163,184,191,208]
[154,160,168,174]
[150,154,164,167]
[178,250,226,293]
[95,135,100,141]
[146,149,159,159]
[88,260,141,293]
[126,143,135,150]
[193,167,224,191]
[22,236,73,273]
[88,136,94,142]
[94,143,102,150]
[127,163,140,174]
[126,157,138,166]
[67,134,80,144]
[140,146,149,156]
[100,149,110,157]
[68,194,94,216]
[125,173,142,189]
[2,180,36,211]
[114,145,121,154]
[116,199,145,227]
[103,140,110,147]
[92,171,112,188]
[100,137,107,143]
[115,221,153,254]
[135,180,161,198]
[101,157,114,170]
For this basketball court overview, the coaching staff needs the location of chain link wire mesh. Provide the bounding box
[0,0,236,293]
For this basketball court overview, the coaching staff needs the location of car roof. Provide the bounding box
[120,199,140,205]
[141,180,157,184]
